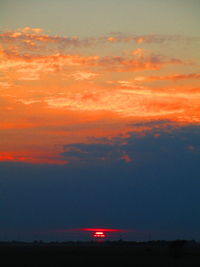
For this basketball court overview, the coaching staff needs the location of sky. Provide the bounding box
[0,0,200,241]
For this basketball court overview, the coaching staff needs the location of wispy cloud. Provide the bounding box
[106,33,199,44]
[0,47,186,82]
[134,73,200,82]
[1,28,198,53]
[69,71,100,80]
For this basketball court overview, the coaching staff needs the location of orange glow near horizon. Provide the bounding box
[0,28,200,164]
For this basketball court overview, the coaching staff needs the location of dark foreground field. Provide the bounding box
[1,241,200,266]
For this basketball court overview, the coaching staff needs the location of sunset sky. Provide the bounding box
[0,0,200,241]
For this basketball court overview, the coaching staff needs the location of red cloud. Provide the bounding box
[121,154,132,163]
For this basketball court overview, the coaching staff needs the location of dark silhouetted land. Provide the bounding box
[0,240,200,266]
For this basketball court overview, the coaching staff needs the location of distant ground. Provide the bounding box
[0,240,200,266]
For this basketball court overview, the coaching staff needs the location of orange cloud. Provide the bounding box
[0,28,86,51]
[0,43,186,83]
[70,71,100,80]
[107,36,117,42]
[134,73,200,82]
[131,48,146,57]
[106,34,199,44]
[19,27,43,34]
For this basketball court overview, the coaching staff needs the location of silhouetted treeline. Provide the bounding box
[0,240,200,266]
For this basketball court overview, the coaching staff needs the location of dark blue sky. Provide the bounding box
[0,125,200,241]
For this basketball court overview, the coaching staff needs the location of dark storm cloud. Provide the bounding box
[61,124,200,164]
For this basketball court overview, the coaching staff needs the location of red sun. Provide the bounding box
[93,231,106,238]
[81,228,125,240]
